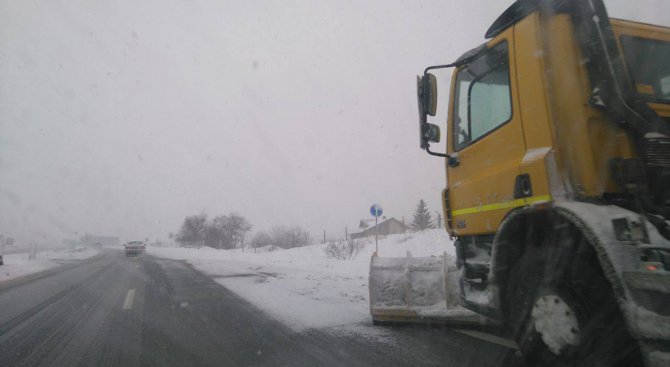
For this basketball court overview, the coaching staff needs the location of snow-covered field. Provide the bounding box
[0,246,101,284]
[149,229,456,332]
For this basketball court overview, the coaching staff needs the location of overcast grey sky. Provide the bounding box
[1,0,668,245]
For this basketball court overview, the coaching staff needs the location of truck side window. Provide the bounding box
[453,42,512,150]
[620,35,670,102]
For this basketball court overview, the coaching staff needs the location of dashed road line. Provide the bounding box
[122,289,136,310]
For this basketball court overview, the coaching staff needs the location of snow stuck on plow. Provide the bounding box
[369,252,488,325]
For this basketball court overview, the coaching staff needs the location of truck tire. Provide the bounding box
[506,220,642,367]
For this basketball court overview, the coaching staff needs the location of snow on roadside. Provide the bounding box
[149,229,456,332]
[0,246,101,284]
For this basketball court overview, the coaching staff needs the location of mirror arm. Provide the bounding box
[425,145,448,157]
[424,63,457,76]
[425,146,460,167]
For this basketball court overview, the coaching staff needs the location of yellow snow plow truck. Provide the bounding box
[369,0,670,366]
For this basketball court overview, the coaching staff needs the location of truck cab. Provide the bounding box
[416,1,670,365]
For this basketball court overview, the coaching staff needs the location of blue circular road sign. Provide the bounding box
[370,204,383,217]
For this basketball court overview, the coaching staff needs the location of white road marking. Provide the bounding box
[453,329,519,350]
[123,289,136,310]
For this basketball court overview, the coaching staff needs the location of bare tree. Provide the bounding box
[270,225,312,249]
[176,214,208,247]
[206,213,253,250]
[208,215,229,249]
[228,213,252,250]
[249,231,273,252]
[324,239,363,260]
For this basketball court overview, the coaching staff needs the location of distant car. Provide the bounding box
[123,241,146,256]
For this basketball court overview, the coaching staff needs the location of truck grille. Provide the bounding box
[645,136,670,167]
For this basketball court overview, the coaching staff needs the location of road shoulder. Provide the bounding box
[0,248,104,291]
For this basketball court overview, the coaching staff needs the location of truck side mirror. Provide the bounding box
[417,73,440,149]
[418,73,438,117]
[423,123,441,143]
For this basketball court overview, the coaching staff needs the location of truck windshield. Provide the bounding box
[620,35,670,103]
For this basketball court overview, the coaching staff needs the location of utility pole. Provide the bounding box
[370,204,383,255]
[323,230,326,244]
[375,215,379,254]
[29,242,37,261]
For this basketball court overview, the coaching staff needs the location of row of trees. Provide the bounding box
[176,213,252,249]
[175,199,439,250]
[176,214,312,250]
[249,226,311,250]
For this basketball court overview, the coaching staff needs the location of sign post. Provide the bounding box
[370,204,383,254]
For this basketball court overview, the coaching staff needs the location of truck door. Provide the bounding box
[447,38,526,236]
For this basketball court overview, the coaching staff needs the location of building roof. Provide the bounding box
[349,217,408,236]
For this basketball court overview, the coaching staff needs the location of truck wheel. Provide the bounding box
[506,223,642,367]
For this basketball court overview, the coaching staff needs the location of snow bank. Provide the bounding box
[0,246,101,284]
[149,230,456,331]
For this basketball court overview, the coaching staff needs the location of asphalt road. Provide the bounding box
[0,250,525,367]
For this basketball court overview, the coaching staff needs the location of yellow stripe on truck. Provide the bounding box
[451,195,552,216]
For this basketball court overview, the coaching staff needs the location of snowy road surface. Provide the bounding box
[0,249,525,366]
[148,230,466,331]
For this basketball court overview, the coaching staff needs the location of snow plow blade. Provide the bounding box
[369,252,488,325]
